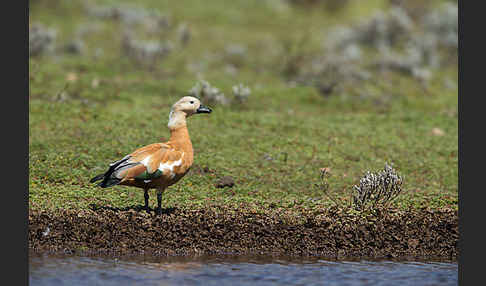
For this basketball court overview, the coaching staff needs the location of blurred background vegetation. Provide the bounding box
[29,0,458,212]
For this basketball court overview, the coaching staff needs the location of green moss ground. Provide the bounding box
[29,0,458,213]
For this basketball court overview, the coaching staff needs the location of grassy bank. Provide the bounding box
[29,0,458,216]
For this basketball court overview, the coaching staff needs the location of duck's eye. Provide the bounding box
[190,101,194,104]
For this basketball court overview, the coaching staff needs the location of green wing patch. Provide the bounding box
[135,169,163,180]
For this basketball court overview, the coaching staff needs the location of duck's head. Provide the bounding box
[171,96,212,117]
[168,96,212,129]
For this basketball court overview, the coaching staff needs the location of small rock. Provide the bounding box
[66,72,78,82]
[408,238,419,249]
[431,127,445,136]
[42,227,50,237]
[63,39,84,55]
[203,166,213,174]
[263,153,273,161]
[215,176,235,188]
[91,78,100,88]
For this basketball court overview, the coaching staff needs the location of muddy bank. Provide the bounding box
[29,206,458,259]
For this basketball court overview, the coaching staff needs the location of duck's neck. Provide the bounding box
[168,110,186,130]
[167,111,193,157]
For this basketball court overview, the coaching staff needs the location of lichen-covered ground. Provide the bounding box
[29,0,458,258]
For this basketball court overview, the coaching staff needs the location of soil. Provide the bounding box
[29,206,458,259]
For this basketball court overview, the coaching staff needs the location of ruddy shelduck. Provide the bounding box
[90,96,212,215]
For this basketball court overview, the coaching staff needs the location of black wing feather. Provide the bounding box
[90,155,135,188]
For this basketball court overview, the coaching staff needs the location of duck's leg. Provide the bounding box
[143,188,150,213]
[155,187,165,216]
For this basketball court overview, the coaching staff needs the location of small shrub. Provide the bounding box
[189,80,230,106]
[121,32,173,68]
[314,167,341,206]
[85,4,170,28]
[288,2,457,95]
[224,44,248,68]
[287,0,351,12]
[177,23,191,47]
[189,81,252,106]
[352,163,404,210]
[29,23,57,57]
[232,83,251,104]
[82,3,185,69]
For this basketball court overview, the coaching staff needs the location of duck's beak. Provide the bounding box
[196,104,212,114]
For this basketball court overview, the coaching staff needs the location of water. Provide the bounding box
[29,253,457,286]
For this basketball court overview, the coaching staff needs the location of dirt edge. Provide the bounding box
[29,206,458,259]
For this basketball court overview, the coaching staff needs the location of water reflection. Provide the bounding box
[29,253,458,286]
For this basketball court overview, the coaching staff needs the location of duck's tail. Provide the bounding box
[90,172,122,188]
[89,173,105,183]
[90,156,133,188]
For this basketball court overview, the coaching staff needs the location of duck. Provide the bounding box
[90,96,212,215]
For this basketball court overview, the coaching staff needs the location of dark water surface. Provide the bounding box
[29,253,457,286]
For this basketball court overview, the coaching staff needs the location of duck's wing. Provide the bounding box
[90,143,184,188]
